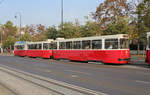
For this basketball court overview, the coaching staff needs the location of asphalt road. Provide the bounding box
[0,55,150,95]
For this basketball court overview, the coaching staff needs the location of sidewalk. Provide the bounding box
[130,55,145,63]
[0,84,13,95]
[0,53,14,56]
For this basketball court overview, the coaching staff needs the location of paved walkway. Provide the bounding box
[0,85,12,95]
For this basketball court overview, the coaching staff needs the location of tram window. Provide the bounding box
[27,45,31,49]
[66,42,72,49]
[43,43,49,50]
[33,44,36,49]
[92,40,102,49]
[53,42,57,49]
[105,39,118,49]
[82,40,91,49]
[59,42,66,49]
[73,41,81,49]
[36,44,42,49]
[120,39,129,49]
[31,44,36,49]
[49,43,52,49]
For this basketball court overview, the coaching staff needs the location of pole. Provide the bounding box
[61,0,64,30]
[15,12,22,39]
[19,13,22,38]
[0,25,3,53]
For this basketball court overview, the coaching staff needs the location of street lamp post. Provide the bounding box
[61,0,64,30]
[0,25,3,53]
[15,12,22,39]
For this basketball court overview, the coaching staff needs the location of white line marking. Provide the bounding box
[65,70,91,75]
[136,80,150,85]
[71,75,78,78]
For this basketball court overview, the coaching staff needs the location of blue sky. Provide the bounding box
[0,0,103,26]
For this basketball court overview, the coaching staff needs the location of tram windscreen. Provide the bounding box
[120,39,129,49]
[15,45,24,50]
[105,39,118,49]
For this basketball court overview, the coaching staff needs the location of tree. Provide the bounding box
[23,24,47,42]
[57,22,82,39]
[33,24,46,41]
[92,0,129,27]
[45,26,58,39]
[81,21,102,37]
[3,36,16,49]
[20,33,31,41]
[2,21,17,42]
[104,16,130,35]
[134,0,150,53]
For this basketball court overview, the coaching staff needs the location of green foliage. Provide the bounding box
[135,0,150,44]
[45,26,58,39]
[92,0,129,27]
[3,21,17,39]
[57,22,82,39]
[20,33,31,41]
[3,36,16,48]
[2,21,17,41]
[105,16,129,35]
[81,21,102,37]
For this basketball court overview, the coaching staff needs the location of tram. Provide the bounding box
[14,40,53,59]
[53,34,130,64]
[146,32,150,65]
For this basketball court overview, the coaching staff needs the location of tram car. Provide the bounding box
[146,32,150,65]
[53,34,130,64]
[14,41,27,57]
[14,40,53,59]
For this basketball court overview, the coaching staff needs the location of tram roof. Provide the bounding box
[15,40,54,45]
[27,41,53,44]
[55,34,128,42]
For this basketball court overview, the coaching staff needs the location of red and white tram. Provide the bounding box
[53,34,130,64]
[146,32,150,65]
[14,40,53,59]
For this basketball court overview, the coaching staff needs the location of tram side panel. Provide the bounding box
[102,50,130,64]
[146,50,150,64]
[41,50,53,58]
[25,50,53,58]
[14,50,26,57]
[53,49,130,64]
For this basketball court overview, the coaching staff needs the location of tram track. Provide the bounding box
[0,64,107,95]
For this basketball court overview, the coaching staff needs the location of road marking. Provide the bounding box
[71,75,78,78]
[136,80,150,85]
[121,65,150,70]
[65,70,91,75]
